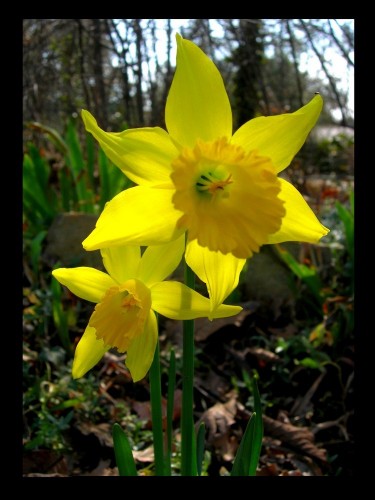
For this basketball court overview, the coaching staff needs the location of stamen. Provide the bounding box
[196,172,233,195]
[171,137,285,258]
[89,279,151,353]
[207,174,233,194]
[122,294,138,309]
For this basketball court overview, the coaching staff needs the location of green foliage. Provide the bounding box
[29,230,47,281]
[231,376,263,476]
[22,113,354,475]
[270,192,354,376]
[276,245,323,307]
[166,348,176,475]
[23,119,132,238]
[64,119,95,213]
[23,353,104,452]
[22,119,138,460]
[301,133,354,175]
[50,270,72,355]
[275,331,331,373]
[336,191,354,263]
[23,148,57,232]
[196,422,206,476]
[113,423,138,476]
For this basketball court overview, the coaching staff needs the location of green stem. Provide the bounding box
[149,335,165,476]
[166,348,176,476]
[180,259,196,476]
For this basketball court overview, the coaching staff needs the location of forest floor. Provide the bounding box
[23,132,354,477]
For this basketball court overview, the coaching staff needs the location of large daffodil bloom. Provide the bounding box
[81,34,329,312]
[52,236,241,382]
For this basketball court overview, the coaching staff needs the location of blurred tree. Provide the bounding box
[225,19,268,127]
[23,19,354,132]
[91,19,109,129]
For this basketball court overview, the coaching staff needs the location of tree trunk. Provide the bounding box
[133,19,145,126]
[91,19,108,128]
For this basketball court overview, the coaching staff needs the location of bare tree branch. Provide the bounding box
[299,19,348,126]
[286,20,304,107]
[328,19,354,66]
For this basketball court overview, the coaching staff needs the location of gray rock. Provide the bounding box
[43,212,103,269]
[242,244,300,319]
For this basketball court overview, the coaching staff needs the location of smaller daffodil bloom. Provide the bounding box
[52,236,242,382]
[80,34,329,312]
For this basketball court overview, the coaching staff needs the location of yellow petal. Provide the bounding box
[72,325,110,379]
[52,267,115,303]
[101,246,141,284]
[165,34,232,149]
[81,110,178,185]
[150,281,242,321]
[82,186,185,251]
[231,94,323,173]
[126,310,158,382]
[137,234,185,286]
[185,240,246,312]
[267,178,329,244]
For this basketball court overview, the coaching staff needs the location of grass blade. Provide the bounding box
[231,376,263,476]
[336,196,354,261]
[276,244,323,304]
[30,230,47,280]
[26,121,68,154]
[249,377,263,476]
[23,154,55,221]
[27,142,49,192]
[85,133,96,191]
[149,336,166,476]
[196,421,206,476]
[166,348,176,476]
[58,165,76,212]
[98,148,111,211]
[231,413,256,476]
[50,274,71,355]
[180,258,197,476]
[65,119,94,213]
[112,423,138,476]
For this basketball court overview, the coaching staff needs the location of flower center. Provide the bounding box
[89,278,151,353]
[196,171,233,196]
[170,137,286,259]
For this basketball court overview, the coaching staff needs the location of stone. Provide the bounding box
[43,212,103,269]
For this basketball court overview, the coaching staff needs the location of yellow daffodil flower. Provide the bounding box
[52,236,241,382]
[81,34,329,312]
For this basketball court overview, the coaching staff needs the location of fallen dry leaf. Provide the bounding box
[195,303,258,341]
[132,400,152,427]
[225,344,280,365]
[257,462,280,476]
[198,395,240,462]
[23,450,68,475]
[75,422,113,448]
[23,473,68,477]
[268,324,298,339]
[263,414,327,463]
[163,302,258,344]
[195,370,231,401]
[132,389,182,429]
[82,459,118,476]
[281,469,303,476]
[133,446,154,463]
[290,371,326,417]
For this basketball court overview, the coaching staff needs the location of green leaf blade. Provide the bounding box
[112,423,138,476]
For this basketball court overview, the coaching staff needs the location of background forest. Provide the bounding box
[23,19,354,477]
